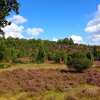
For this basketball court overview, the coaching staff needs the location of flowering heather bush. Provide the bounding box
[0,69,99,94]
[65,95,78,100]
[85,70,100,86]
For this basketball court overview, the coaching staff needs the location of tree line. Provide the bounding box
[0,37,74,63]
[0,37,100,71]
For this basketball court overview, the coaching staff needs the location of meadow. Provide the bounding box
[0,63,100,100]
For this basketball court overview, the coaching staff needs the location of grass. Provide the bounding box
[0,63,66,72]
[0,92,34,100]
[38,91,64,100]
[40,84,100,100]
[0,63,11,69]
[0,84,99,100]
[0,61,100,72]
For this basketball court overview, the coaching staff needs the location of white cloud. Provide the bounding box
[26,28,44,37]
[52,38,58,41]
[1,15,44,39]
[8,15,27,24]
[85,4,100,42]
[91,34,100,42]
[2,23,24,38]
[71,35,83,43]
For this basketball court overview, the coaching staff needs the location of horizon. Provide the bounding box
[2,0,100,45]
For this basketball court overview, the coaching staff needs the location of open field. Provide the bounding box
[1,0,100,100]
[0,63,100,100]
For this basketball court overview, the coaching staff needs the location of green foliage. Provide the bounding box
[0,52,4,61]
[31,49,38,63]
[53,51,61,63]
[92,46,100,60]
[35,46,46,64]
[67,52,93,72]
[0,0,19,37]
[87,51,94,62]
[57,38,74,45]
[47,51,54,61]
[53,51,67,63]
[0,37,97,65]
[0,63,10,69]
[4,48,18,62]
[0,0,19,24]
[0,43,5,61]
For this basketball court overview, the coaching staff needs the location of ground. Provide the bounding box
[0,63,100,100]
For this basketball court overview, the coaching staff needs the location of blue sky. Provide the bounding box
[2,0,100,44]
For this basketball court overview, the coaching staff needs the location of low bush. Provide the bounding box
[0,52,4,61]
[0,63,11,69]
[35,47,46,64]
[53,51,67,64]
[66,52,93,72]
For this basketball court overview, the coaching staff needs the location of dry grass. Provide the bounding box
[0,84,99,100]
[0,63,66,72]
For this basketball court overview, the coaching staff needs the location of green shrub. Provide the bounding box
[67,52,93,72]
[35,47,46,64]
[53,51,61,63]
[0,63,11,69]
[86,51,94,62]
[0,52,4,61]
[47,51,54,61]
[53,51,67,63]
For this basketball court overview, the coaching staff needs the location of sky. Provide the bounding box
[2,0,100,45]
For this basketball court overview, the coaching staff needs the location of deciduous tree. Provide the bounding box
[0,0,19,37]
